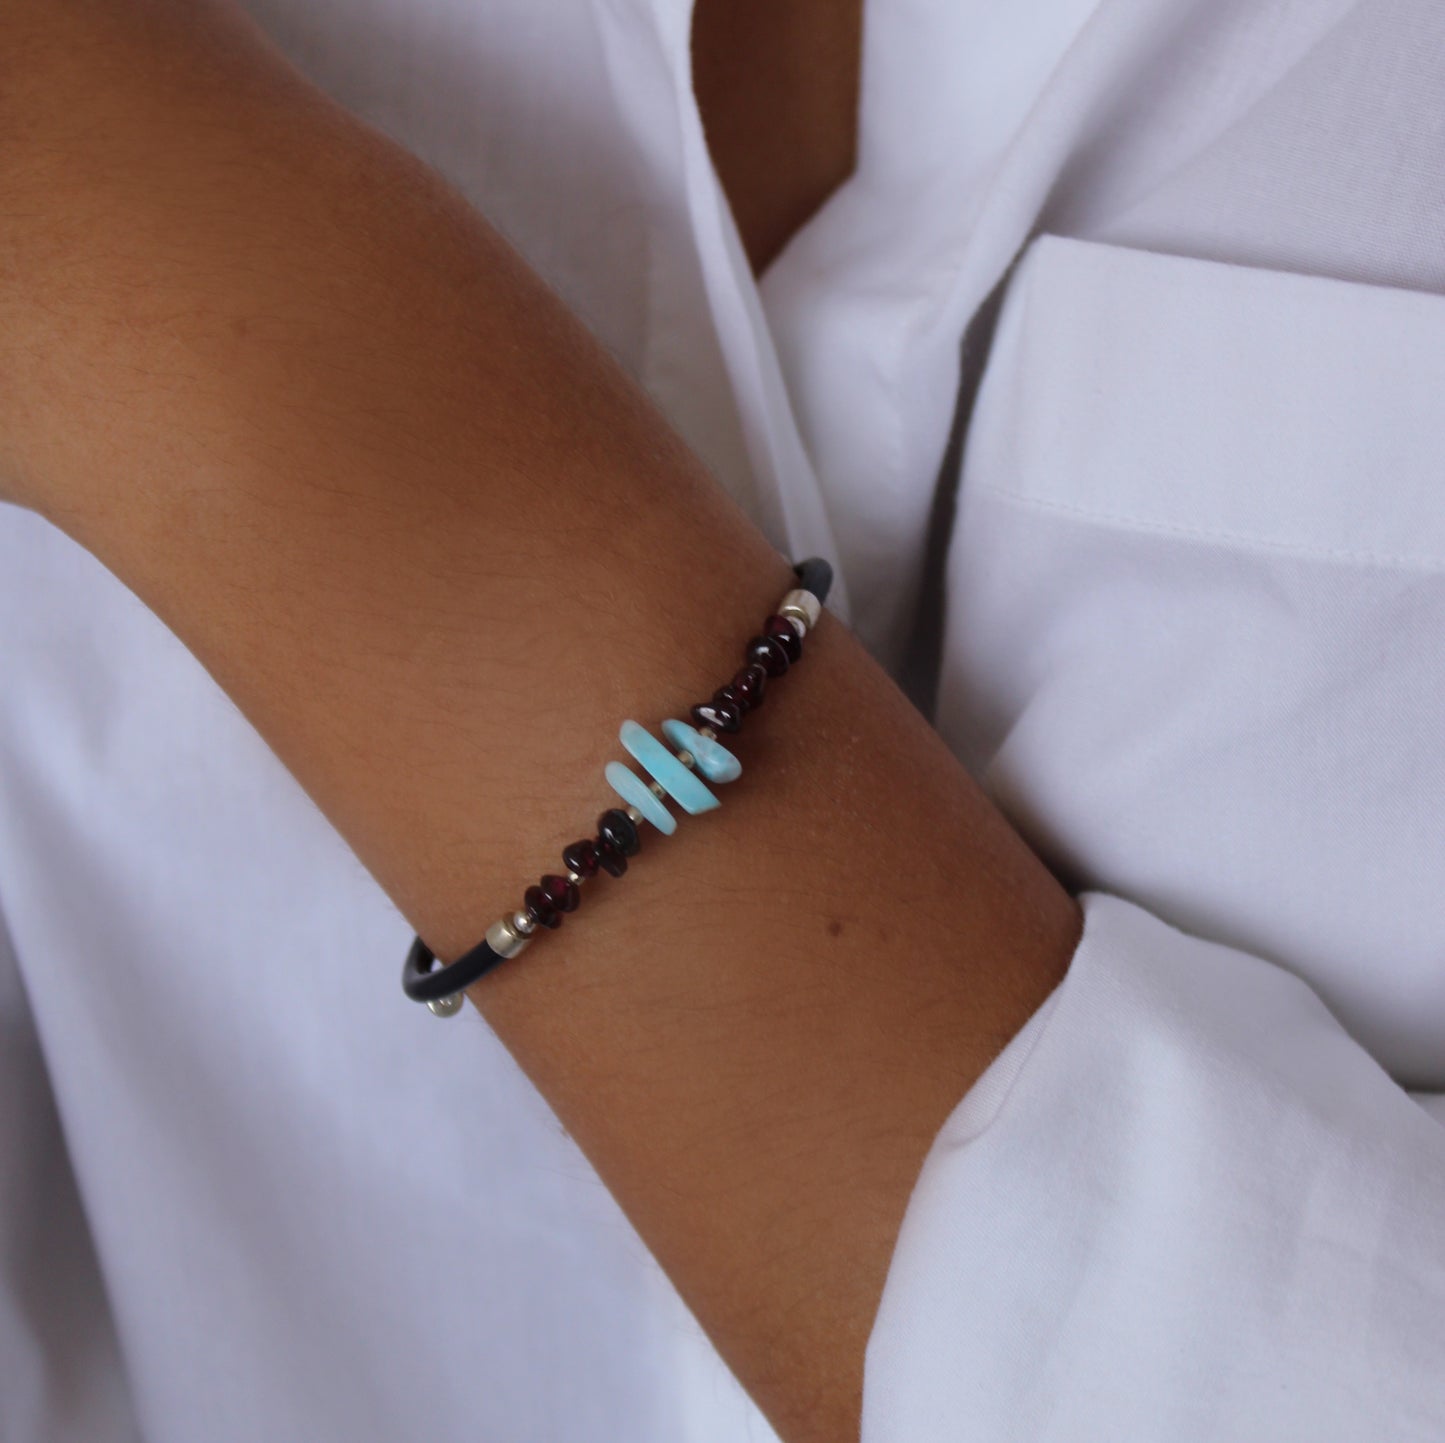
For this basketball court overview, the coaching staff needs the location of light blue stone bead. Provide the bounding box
[661,719,742,784]
[604,761,677,835]
[619,719,719,814]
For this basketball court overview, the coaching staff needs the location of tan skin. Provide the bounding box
[692,0,864,278]
[0,4,1081,1441]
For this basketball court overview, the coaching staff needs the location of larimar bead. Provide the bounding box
[764,614,803,662]
[604,761,676,834]
[597,807,641,857]
[662,718,741,783]
[745,633,790,677]
[540,873,579,913]
[692,700,742,734]
[619,719,719,815]
[523,884,562,930]
[731,663,767,709]
[597,838,628,877]
[562,839,599,878]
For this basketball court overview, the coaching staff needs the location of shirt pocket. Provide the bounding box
[941,234,1445,1087]
[969,234,1445,569]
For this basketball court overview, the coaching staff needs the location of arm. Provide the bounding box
[0,5,1081,1440]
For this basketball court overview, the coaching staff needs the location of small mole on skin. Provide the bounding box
[827,918,843,938]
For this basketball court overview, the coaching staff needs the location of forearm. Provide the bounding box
[2,8,1082,1440]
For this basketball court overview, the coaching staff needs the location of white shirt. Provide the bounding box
[2,1,1441,1438]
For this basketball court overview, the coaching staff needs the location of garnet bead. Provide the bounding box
[596,838,629,877]
[562,839,599,878]
[523,884,562,929]
[691,700,742,734]
[712,684,745,712]
[764,614,803,662]
[731,663,767,709]
[746,633,791,677]
[540,873,579,913]
[597,807,641,857]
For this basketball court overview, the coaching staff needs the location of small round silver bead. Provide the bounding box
[487,915,533,959]
[699,726,718,742]
[427,992,465,1018]
[648,779,667,800]
[512,909,537,936]
[625,804,644,825]
[778,588,821,635]
[675,750,695,769]
[567,870,583,885]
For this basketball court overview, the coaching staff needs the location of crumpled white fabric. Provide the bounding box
[2,0,1442,1439]
[865,892,1445,1442]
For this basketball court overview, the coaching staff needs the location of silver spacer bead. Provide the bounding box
[487,914,533,959]
[648,779,667,799]
[699,726,718,742]
[512,909,537,937]
[675,750,695,769]
[778,588,821,636]
[625,804,645,825]
[427,992,466,1018]
[567,870,583,885]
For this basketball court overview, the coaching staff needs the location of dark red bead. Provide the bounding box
[597,837,628,877]
[712,684,745,711]
[731,663,767,709]
[691,700,742,734]
[746,633,791,677]
[523,884,562,929]
[597,808,641,857]
[764,614,803,662]
[540,873,579,913]
[562,839,599,878]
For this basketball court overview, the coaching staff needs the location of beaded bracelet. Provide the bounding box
[402,556,833,1016]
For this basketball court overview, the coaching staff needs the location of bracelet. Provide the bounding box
[402,556,834,1016]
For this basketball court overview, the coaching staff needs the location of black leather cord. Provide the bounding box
[403,932,508,1001]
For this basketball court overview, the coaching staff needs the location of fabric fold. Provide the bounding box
[863,889,1445,1442]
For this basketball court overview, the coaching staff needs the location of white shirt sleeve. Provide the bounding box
[863,889,1445,1442]
[0,906,139,1443]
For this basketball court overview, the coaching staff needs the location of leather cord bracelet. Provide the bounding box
[402,556,834,1016]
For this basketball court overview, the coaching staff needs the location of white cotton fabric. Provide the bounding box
[1,0,1442,1439]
